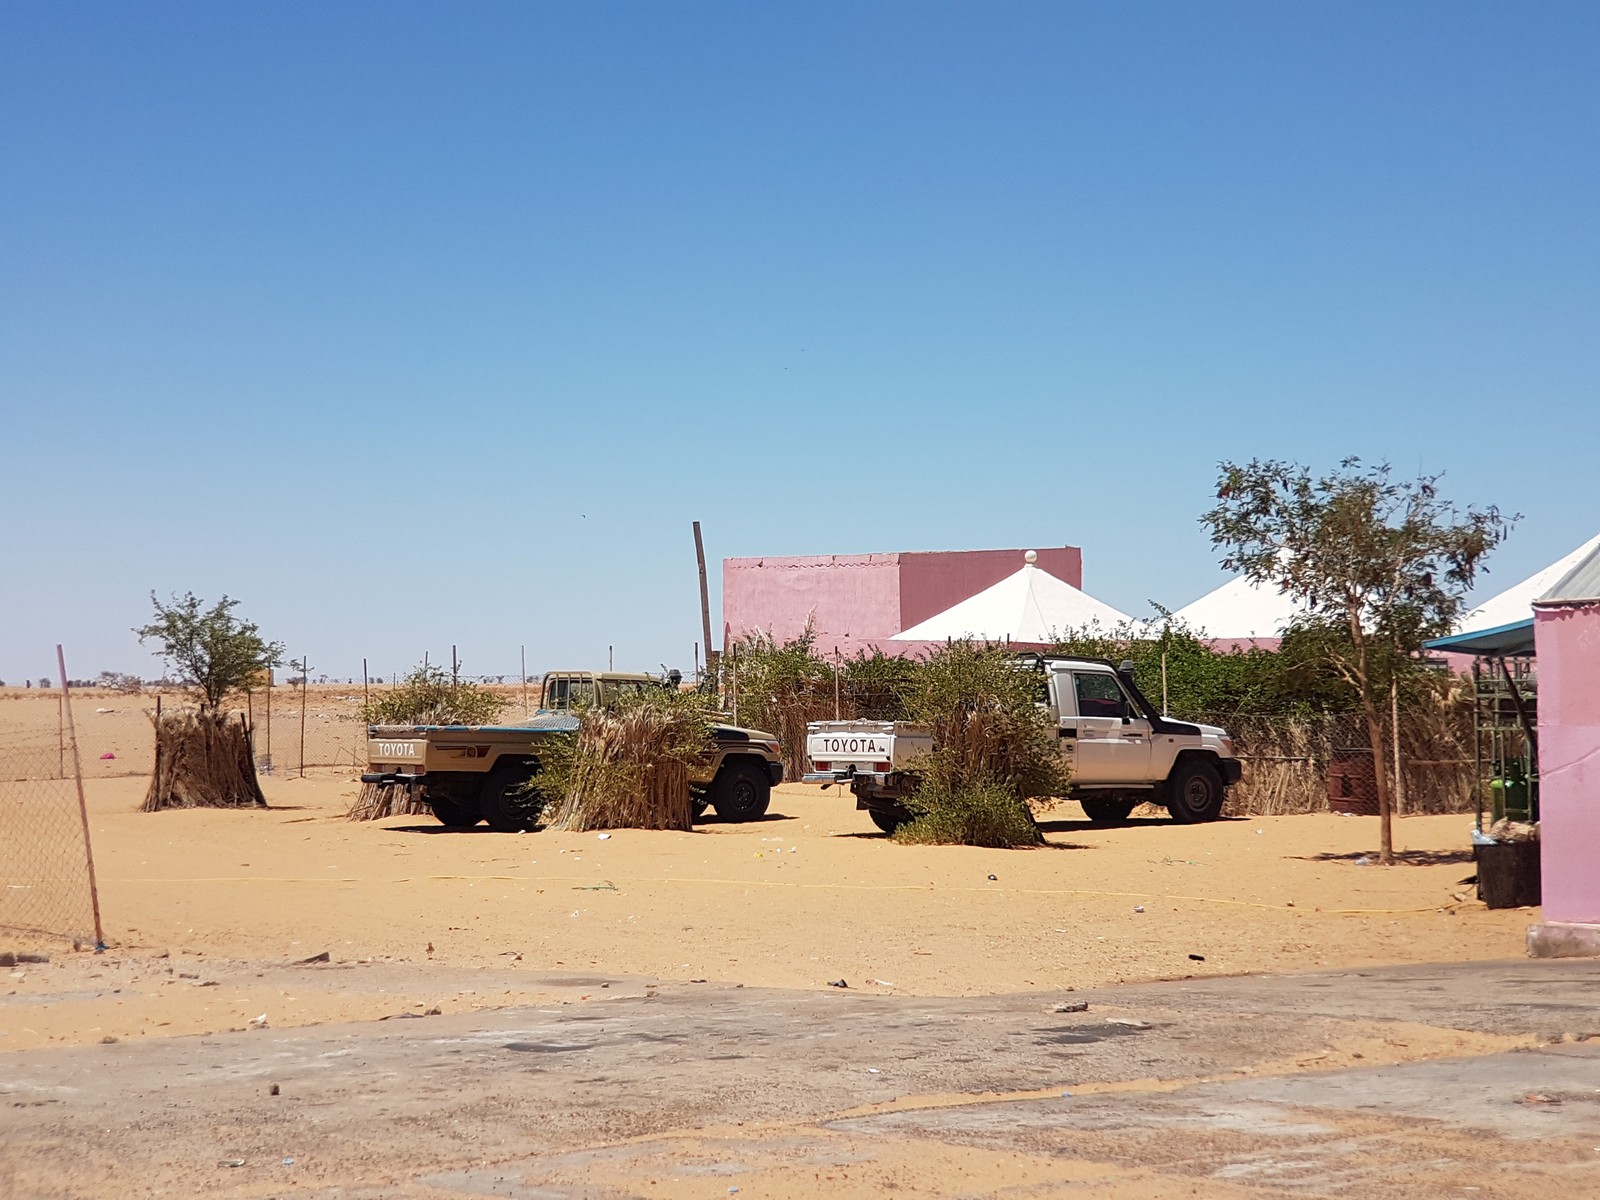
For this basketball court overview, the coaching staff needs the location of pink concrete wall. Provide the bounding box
[722,545,1083,661]
[1534,603,1600,923]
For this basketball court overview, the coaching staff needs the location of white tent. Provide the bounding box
[1168,573,1306,640]
[1456,532,1600,634]
[891,551,1131,642]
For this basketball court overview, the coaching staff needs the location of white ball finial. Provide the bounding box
[1024,550,1038,565]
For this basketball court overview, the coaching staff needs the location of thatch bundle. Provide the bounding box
[542,702,709,832]
[143,709,267,810]
[346,781,431,821]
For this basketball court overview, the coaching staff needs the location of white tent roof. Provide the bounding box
[891,552,1131,642]
[1457,532,1600,634]
[1168,573,1307,640]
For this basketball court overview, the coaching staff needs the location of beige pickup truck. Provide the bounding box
[362,671,785,831]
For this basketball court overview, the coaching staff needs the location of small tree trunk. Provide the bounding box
[1361,688,1393,864]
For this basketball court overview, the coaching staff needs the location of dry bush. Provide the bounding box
[346,781,430,821]
[142,709,266,810]
[541,694,713,832]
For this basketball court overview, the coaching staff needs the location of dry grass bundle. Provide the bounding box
[142,709,266,810]
[346,781,431,821]
[542,697,712,832]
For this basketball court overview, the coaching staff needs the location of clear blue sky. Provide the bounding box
[3,2,1596,684]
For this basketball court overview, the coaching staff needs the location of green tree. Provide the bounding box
[1202,458,1512,864]
[135,592,284,711]
[361,662,507,727]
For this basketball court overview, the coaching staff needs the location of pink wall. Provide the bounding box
[722,546,1082,661]
[1534,603,1600,923]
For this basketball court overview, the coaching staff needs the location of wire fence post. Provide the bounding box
[55,645,106,951]
[520,644,527,716]
[298,656,307,779]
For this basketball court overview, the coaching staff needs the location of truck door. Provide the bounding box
[1065,670,1153,783]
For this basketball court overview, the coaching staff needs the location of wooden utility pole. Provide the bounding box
[693,521,718,681]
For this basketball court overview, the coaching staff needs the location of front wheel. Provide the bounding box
[481,764,544,832]
[1080,797,1137,824]
[1166,759,1225,824]
[710,762,771,822]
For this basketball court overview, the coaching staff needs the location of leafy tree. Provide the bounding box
[135,593,284,711]
[361,662,507,727]
[1202,458,1512,864]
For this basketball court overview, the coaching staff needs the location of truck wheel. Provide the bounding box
[481,765,543,832]
[869,807,911,835]
[711,762,770,822]
[1080,797,1136,824]
[1166,759,1225,824]
[426,794,483,827]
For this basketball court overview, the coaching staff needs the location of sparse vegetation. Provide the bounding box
[360,663,507,727]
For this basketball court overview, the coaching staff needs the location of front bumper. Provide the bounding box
[766,761,785,787]
[1219,758,1243,786]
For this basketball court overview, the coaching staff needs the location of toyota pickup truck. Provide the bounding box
[803,656,1240,833]
[363,671,785,830]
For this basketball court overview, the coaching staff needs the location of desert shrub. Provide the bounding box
[893,641,1068,848]
[725,628,837,777]
[894,775,1043,847]
[361,663,506,726]
[97,671,144,694]
[143,709,266,810]
[540,689,715,831]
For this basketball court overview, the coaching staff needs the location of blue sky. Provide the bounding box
[3,1,1596,683]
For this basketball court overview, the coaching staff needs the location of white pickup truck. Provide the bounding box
[803,655,1241,833]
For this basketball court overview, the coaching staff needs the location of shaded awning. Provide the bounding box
[1424,619,1535,657]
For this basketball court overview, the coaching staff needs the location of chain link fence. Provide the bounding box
[0,748,100,945]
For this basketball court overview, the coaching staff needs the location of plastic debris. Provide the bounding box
[218,1159,245,1168]
[1189,954,1206,962]
[597,833,611,840]
[1133,905,1145,913]
[1353,856,1371,866]
[1061,1090,1072,1098]
[99,752,116,760]
[282,1158,295,1166]
[867,1068,880,1074]
[987,874,998,881]
[1052,1000,1088,1013]
[827,979,848,988]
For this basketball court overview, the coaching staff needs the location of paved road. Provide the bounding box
[3,959,1598,1198]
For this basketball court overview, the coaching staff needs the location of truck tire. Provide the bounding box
[869,806,911,835]
[1166,758,1225,824]
[711,761,770,822]
[690,786,709,821]
[480,764,543,832]
[427,794,483,827]
[1080,797,1137,824]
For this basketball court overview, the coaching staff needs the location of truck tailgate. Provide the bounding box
[806,721,932,771]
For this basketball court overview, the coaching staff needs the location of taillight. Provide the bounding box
[874,761,892,773]
[814,761,831,771]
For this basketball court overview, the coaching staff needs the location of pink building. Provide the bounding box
[722,545,1083,659]
[1528,543,1600,957]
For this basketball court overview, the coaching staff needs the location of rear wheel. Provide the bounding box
[1166,758,1225,824]
[869,805,912,835]
[1080,797,1137,824]
[480,764,544,832]
[710,762,771,822]
[426,793,482,827]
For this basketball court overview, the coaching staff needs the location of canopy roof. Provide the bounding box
[891,552,1130,642]
[1537,538,1600,606]
[1459,532,1600,632]
[1424,619,1535,658]
[1168,573,1307,640]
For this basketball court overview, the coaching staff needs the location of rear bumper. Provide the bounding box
[802,770,852,786]
[360,771,423,786]
[1219,758,1243,786]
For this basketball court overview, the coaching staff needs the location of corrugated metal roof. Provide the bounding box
[1537,541,1600,605]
